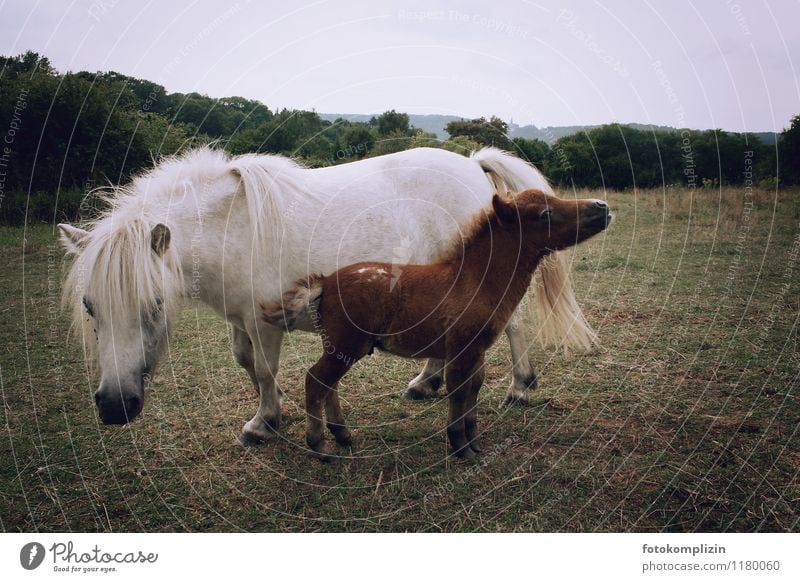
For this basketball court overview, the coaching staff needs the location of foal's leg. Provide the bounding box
[464,362,485,454]
[405,358,445,400]
[305,354,359,461]
[503,304,538,407]
[324,388,352,446]
[237,322,284,446]
[445,354,484,460]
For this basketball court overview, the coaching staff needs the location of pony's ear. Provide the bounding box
[58,224,89,255]
[150,223,171,256]
[492,194,517,225]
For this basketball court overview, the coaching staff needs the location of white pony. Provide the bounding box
[59,146,596,445]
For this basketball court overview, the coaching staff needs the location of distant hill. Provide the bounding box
[321,113,777,145]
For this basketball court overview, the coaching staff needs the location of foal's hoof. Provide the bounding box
[328,424,353,447]
[310,443,339,464]
[453,445,478,460]
[469,439,482,454]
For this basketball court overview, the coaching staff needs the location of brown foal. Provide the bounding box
[262,189,612,460]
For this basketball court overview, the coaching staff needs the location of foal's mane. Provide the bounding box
[436,201,502,264]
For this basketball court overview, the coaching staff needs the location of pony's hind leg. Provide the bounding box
[237,323,284,446]
[405,358,444,400]
[503,305,538,407]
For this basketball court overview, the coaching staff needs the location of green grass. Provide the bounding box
[1,187,798,532]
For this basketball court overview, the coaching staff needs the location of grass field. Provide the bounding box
[1,187,798,532]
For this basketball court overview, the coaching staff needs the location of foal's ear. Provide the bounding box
[492,194,517,225]
[150,223,171,256]
[58,224,89,255]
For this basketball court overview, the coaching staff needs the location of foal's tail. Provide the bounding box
[471,147,598,352]
[261,276,324,332]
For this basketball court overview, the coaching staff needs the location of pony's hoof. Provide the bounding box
[502,392,530,408]
[237,417,279,446]
[469,439,482,454]
[405,376,442,400]
[236,431,267,447]
[404,387,433,400]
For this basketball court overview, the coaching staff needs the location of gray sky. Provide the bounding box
[2,0,798,131]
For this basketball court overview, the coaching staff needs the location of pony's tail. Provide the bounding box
[471,147,598,352]
[261,276,324,331]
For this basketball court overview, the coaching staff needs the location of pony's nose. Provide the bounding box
[95,387,143,424]
[592,199,609,209]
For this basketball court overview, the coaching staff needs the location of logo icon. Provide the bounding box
[20,542,45,570]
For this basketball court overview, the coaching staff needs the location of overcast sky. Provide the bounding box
[1,0,798,131]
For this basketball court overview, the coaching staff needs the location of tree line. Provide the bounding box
[0,51,797,224]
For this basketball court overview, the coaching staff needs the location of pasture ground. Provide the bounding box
[1,187,798,532]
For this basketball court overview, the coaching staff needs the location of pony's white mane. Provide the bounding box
[62,147,318,355]
[62,148,234,353]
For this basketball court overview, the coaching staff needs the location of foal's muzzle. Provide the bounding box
[582,200,613,231]
[95,385,143,425]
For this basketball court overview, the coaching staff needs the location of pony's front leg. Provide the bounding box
[502,305,538,407]
[237,323,284,446]
[404,358,444,400]
[232,325,285,399]
[231,325,259,396]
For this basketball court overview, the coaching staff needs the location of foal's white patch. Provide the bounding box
[356,266,390,277]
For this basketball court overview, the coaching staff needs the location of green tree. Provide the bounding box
[376,110,411,136]
[512,137,550,171]
[778,115,800,184]
[445,116,513,150]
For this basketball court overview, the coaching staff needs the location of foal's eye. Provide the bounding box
[539,208,552,220]
[82,297,95,317]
